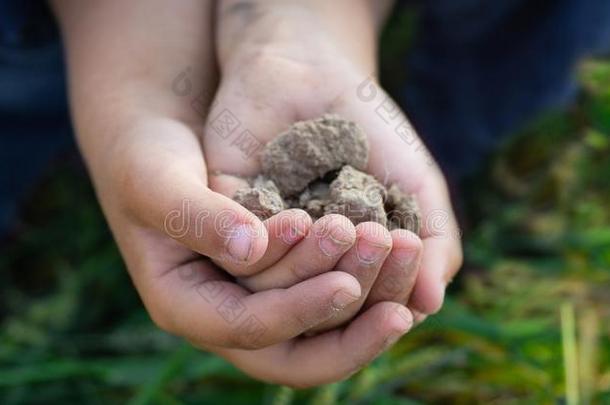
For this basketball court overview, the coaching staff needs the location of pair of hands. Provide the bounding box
[54,0,462,387]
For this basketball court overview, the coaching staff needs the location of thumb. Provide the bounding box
[159,182,269,267]
[114,120,268,267]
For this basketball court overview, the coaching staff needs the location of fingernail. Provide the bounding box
[392,248,418,266]
[282,222,308,245]
[331,289,360,310]
[412,309,428,325]
[383,332,403,350]
[384,306,412,349]
[225,224,254,262]
[319,228,353,257]
[395,305,413,328]
[356,239,391,265]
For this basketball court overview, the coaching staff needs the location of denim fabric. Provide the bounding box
[0,0,72,234]
[402,0,610,178]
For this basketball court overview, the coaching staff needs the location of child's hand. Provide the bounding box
[208,0,463,327]
[53,0,412,387]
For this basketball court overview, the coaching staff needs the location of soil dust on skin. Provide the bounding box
[233,114,421,234]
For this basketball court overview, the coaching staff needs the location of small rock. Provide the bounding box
[233,177,284,220]
[324,166,387,226]
[261,114,369,196]
[233,114,421,236]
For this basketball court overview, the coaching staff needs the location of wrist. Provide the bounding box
[216,0,382,76]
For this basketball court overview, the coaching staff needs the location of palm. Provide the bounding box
[204,51,461,315]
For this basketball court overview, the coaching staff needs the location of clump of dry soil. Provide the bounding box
[233,114,421,234]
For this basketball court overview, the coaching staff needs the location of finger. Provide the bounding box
[209,173,313,277]
[409,236,460,314]
[158,184,269,272]
[331,86,463,314]
[364,229,422,308]
[408,172,463,314]
[310,221,392,332]
[330,83,432,192]
[119,121,269,270]
[217,302,413,388]
[147,259,362,350]
[220,209,312,279]
[285,302,412,386]
[238,214,356,291]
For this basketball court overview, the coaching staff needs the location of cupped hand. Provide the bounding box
[55,0,414,387]
[99,114,413,387]
[206,0,462,332]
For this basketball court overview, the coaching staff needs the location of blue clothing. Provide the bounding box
[402,0,610,177]
[0,0,71,234]
[1,0,610,233]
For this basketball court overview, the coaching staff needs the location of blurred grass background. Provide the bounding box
[1,7,610,405]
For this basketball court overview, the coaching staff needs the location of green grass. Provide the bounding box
[1,25,610,405]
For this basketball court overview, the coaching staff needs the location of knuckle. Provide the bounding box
[376,271,405,300]
[290,295,334,332]
[289,261,312,282]
[140,288,177,334]
[292,307,318,332]
[148,306,176,335]
[225,329,267,350]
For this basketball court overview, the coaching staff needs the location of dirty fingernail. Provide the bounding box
[331,289,360,310]
[319,228,353,257]
[357,239,391,265]
[225,224,254,262]
[282,221,308,244]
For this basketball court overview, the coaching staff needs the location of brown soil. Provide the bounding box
[233,114,421,234]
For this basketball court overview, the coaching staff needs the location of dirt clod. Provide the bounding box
[261,114,369,196]
[324,165,387,226]
[233,114,421,233]
[233,176,284,220]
